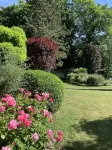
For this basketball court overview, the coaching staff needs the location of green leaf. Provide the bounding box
[1,134,5,139]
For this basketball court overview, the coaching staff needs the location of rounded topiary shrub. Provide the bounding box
[22,70,64,112]
[87,74,105,86]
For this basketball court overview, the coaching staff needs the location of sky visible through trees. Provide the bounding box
[0,0,112,7]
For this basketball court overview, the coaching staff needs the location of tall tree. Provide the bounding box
[0,0,69,67]
[65,0,112,75]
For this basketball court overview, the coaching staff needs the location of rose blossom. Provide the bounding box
[0,102,6,113]
[34,94,42,102]
[24,119,32,128]
[49,97,53,103]
[8,120,18,130]
[48,129,53,140]
[42,92,49,99]
[1,146,11,150]
[18,110,29,118]
[24,91,31,97]
[2,95,16,107]
[42,109,49,117]
[33,133,39,143]
[20,88,24,93]
[27,106,34,112]
[56,131,63,142]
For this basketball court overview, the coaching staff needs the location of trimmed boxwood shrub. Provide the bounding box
[87,74,105,86]
[22,70,64,112]
[0,26,27,62]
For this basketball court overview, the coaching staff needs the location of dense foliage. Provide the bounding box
[67,67,106,86]
[87,74,105,86]
[22,70,64,112]
[0,64,24,96]
[0,90,63,149]
[67,68,88,85]
[26,37,59,70]
[0,0,68,67]
[0,26,27,63]
[82,44,102,73]
[63,0,112,77]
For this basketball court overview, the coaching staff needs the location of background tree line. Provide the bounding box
[0,0,112,78]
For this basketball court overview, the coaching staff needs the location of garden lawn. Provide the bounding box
[54,83,112,150]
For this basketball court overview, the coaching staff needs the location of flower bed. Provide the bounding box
[0,89,63,150]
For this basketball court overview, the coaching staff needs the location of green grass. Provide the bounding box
[54,83,112,150]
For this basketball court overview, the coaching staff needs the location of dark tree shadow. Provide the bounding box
[63,118,112,150]
[66,87,112,92]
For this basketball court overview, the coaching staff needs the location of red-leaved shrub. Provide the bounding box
[26,37,59,71]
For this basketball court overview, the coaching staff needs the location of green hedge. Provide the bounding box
[87,74,105,86]
[22,70,64,112]
[67,72,88,85]
[0,42,25,64]
[0,26,27,62]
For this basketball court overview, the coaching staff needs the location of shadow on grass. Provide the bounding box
[66,87,112,92]
[62,118,112,150]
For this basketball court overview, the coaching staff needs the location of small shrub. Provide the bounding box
[73,67,88,74]
[103,80,112,86]
[26,37,59,70]
[67,73,88,85]
[0,91,63,149]
[22,70,64,112]
[0,64,25,95]
[87,74,105,86]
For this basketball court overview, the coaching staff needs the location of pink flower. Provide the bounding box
[18,110,31,127]
[0,106,6,112]
[1,146,11,150]
[49,97,53,103]
[34,94,42,102]
[24,119,32,128]
[48,129,53,140]
[8,120,18,131]
[57,131,63,136]
[18,110,29,117]
[18,110,25,115]
[42,93,49,99]
[18,115,26,122]
[27,106,34,112]
[33,133,39,143]
[2,94,10,102]
[2,95,16,107]
[18,111,30,122]
[20,88,24,93]
[24,91,31,97]
[0,102,6,113]
[56,136,63,142]
[56,131,63,142]
[42,109,49,117]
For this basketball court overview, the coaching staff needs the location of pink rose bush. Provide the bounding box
[0,89,63,150]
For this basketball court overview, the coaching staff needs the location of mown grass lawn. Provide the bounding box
[54,83,112,150]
